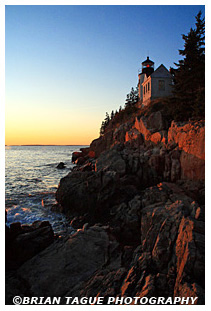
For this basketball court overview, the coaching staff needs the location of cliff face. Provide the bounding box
[90,112,205,182]
[10,182,204,305]
[6,104,205,305]
[53,107,205,304]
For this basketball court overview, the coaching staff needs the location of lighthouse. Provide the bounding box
[138,57,154,100]
[138,56,173,106]
[141,56,155,76]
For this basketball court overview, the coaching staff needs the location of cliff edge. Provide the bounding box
[6,100,205,305]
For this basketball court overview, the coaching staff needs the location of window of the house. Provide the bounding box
[158,80,165,91]
[148,82,150,92]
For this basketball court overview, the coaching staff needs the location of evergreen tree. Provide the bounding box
[100,121,106,136]
[173,10,205,119]
[99,112,111,136]
[125,87,139,108]
[104,112,110,126]
[110,110,115,120]
[125,93,131,107]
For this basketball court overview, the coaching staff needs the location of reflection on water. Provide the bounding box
[5,145,87,234]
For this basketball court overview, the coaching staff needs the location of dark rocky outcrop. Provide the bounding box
[6,183,204,304]
[88,113,205,182]
[55,169,139,226]
[72,151,83,163]
[6,220,54,269]
[53,111,205,304]
[5,105,205,304]
[56,162,66,169]
[16,226,111,299]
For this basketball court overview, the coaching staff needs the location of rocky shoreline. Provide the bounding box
[5,108,205,305]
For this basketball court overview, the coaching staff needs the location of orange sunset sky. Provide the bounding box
[5,5,203,145]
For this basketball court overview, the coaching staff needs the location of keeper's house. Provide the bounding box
[138,57,173,106]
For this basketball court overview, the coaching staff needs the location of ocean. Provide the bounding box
[5,145,87,234]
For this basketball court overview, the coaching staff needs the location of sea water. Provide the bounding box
[5,145,86,234]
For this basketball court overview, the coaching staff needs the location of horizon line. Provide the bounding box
[5,144,89,146]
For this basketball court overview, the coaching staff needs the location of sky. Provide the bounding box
[5,4,205,145]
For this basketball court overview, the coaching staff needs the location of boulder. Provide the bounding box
[168,121,205,160]
[56,162,66,169]
[16,226,111,298]
[56,168,139,223]
[90,130,114,158]
[180,151,205,180]
[150,132,162,144]
[146,111,168,132]
[6,220,54,269]
[110,195,142,243]
[56,171,100,217]
[134,116,152,140]
[95,147,126,176]
[174,216,205,303]
[113,122,132,144]
[168,121,205,181]
[9,222,22,238]
[75,156,86,165]
[88,150,95,158]
[125,128,140,142]
[72,151,83,163]
[148,154,165,178]
[80,147,90,156]
[134,111,167,143]
[78,161,93,172]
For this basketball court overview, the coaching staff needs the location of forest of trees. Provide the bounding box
[99,86,139,135]
[99,110,119,136]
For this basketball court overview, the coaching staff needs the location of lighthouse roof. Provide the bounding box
[142,56,154,65]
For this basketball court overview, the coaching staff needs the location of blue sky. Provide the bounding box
[5,5,205,145]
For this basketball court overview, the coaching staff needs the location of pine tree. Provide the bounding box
[173,10,205,119]
[125,87,139,108]
[110,110,115,120]
[100,121,106,136]
[99,112,111,136]
[125,93,131,107]
[104,112,110,126]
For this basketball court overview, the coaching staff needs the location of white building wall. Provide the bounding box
[151,77,173,99]
[141,65,173,105]
[142,77,152,104]
[139,64,173,106]
[138,73,146,100]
